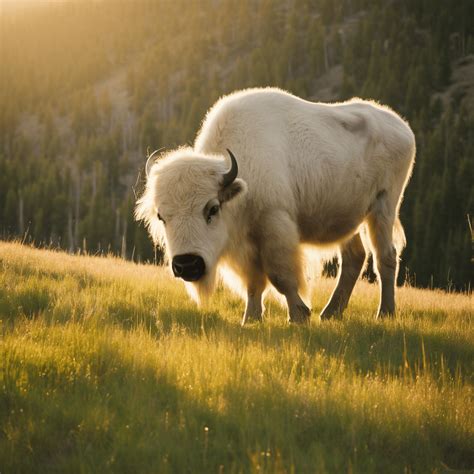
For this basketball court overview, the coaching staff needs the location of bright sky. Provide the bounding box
[0,0,78,15]
[1,0,40,14]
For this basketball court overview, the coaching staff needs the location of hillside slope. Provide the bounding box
[0,242,472,473]
[1,0,472,288]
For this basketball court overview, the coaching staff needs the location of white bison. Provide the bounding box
[136,88,415,324]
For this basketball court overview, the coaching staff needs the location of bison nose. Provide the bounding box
[172,254,205,282]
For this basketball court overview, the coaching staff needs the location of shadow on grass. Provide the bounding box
[0,265,108,325]
[145,302,474,384]
[2,336,472,474]
[2,273,471,384]
[2,346,236,473]
[79,281,473,385]
[2,269,472,472]
[0,285,51,321]
[0,259,106,289]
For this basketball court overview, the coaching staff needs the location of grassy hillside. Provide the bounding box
[0,242,472,473]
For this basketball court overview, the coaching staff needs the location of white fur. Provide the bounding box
[136,88,415,320]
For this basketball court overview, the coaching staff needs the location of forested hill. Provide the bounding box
[0,0,472,289]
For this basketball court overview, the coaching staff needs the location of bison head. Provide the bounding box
[135,147,247,302]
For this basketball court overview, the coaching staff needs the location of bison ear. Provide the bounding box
[219,178,247,203]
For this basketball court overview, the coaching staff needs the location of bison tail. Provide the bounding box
[360,217,406,256]
[393,217,406,255]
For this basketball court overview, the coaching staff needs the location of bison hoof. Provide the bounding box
[376,309,395,319]
[320,306,343,320]
[241,313,263,326]
[288,303,311,325]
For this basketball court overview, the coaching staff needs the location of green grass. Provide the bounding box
[0,242,472,473]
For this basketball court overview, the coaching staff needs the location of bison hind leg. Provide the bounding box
[366,191,401,318]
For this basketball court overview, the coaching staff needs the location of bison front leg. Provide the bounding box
[260,210,311,324]
[320,232,366,319]
[242,270,266,325]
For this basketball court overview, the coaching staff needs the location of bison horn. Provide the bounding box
[145,148,164,178]
[222,149,238,187]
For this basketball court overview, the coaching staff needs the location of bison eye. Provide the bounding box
[206,204,220,224]
[157,212,166,225]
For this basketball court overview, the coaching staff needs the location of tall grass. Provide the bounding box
[0,242,472,473]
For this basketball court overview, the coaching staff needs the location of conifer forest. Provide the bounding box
[1,0,472,289]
